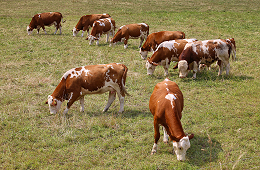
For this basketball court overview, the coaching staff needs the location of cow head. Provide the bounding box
[45,95,62,114]
[88,35,98,45]
[178,60,189,78]
[27,26,33,35]
[72,28,79,37]
[146,58,158,75]
[173,134,194,161]
[139,48,148,60]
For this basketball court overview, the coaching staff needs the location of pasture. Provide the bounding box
[0,0,259,169]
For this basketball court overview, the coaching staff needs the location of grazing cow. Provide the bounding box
[176,39,232,78]
[72,13,111,37]
[46,63,129,115]
[27,12,65,35]
[110,23,149,49]
[140,31,185,59]
[149,78,194,161]
[146,39,197,76]
[87,18,115,45]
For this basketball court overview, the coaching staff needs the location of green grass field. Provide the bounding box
[0,0,259,169]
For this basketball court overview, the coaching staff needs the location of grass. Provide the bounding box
[0,0,260,169]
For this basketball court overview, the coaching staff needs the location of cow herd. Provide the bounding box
[27,12,236,161]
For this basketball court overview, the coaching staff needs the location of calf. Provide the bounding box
[27,12,65,35]
[110,23,149,49]
[87,18,115,45]
[149,78,194,161]
[146,39,197,76]
[46,63,129,115]
[72,13,111,37]
[140,31,185,59]
[177,39,232,78]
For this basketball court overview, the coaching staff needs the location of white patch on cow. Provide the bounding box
[139,23,148,27]
[172,136,191,161]
[68,92,73,102]
[62,67,91,79]
[178,60,189,78]
[119,25,125,30]
[165,93,177,109]
[97,20,105,27]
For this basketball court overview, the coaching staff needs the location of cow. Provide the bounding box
[176,39,232,79]
[149,78,194,161]
[146,39,197,76]
[140,31,185,59]
[72,13,111,37]
[45,63,129,115]
[27,12,65,35]
[87,18,115,46]
[110,23,149,49]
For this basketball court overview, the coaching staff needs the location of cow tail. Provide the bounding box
[121,64,130,96]
[60,13,66,23]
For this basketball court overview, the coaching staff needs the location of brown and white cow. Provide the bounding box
[146,39,197,76]
[140,31,185,59]
[46,63,129,115]
[149,78,194,161]
[176,39,232,79]
[87,18,115,46]
[27,12,65,35]
[72,13,111,37]
[110,23,149,49]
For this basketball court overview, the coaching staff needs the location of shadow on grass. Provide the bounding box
[187,134,223,167]
[178,69,254,82]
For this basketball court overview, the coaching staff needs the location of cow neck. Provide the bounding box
[165,108,185,142]
[149,51,161,63]
[52,78,67,102]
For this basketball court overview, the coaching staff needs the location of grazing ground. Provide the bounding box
[0,0,259,169]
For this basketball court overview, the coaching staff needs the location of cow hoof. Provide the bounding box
[151,151,156,155]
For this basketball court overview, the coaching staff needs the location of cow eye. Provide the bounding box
[179,147,182,150]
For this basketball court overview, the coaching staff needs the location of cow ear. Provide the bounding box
[188,134,194,140]
[45,100,48,104]
[147,57,151,60]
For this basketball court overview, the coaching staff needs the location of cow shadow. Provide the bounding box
[176,69,254,82]
[186,134,223,166]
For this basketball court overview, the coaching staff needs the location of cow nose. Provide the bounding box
[179,75,185,78]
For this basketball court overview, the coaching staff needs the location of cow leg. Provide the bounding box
[63,91,80,116]
[41,25,47,34]
[163,126,169,143]
[59,24,62,34]
[192,62,199,79]
[37,28,40,34]
[139,38,144,48]
[106,33,109,43]
[79,97,84,112]
[103,91,116,112]
[151,121,160,155]
[116,91,125,113]
[217,60,223,76]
